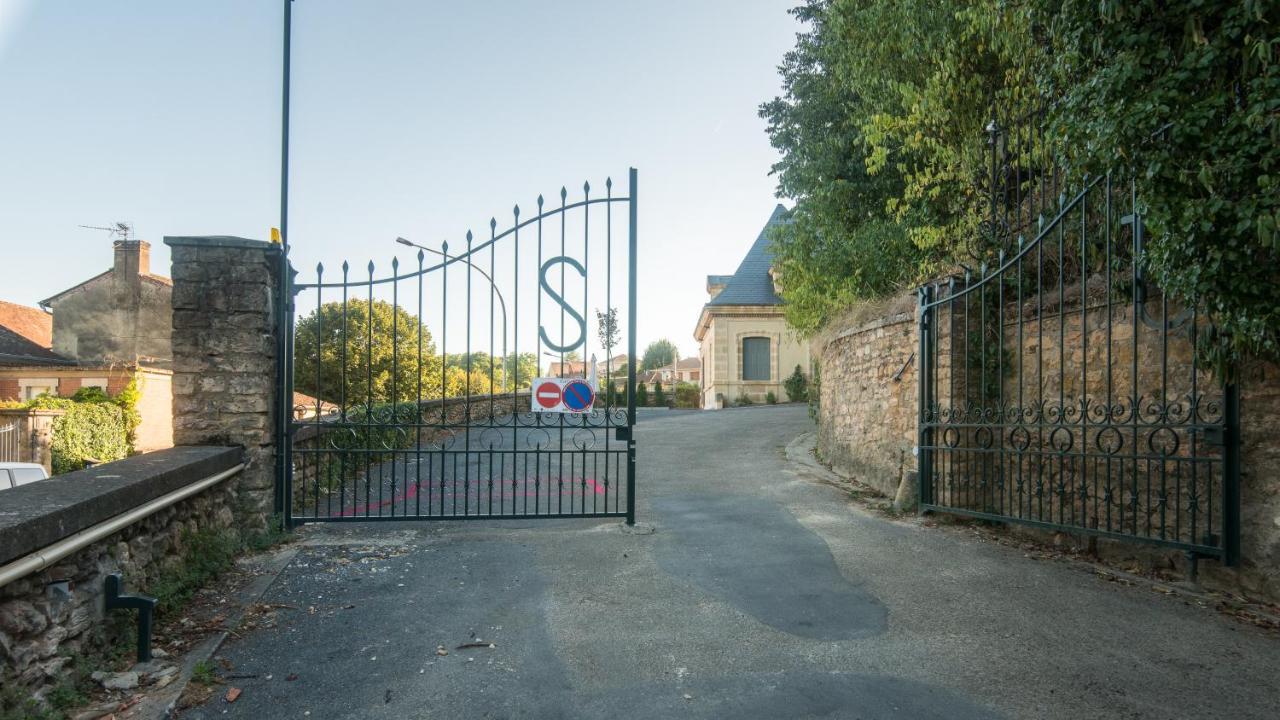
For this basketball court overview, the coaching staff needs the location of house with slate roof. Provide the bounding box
[694,204,811,408]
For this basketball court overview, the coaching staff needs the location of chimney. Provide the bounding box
[113,239,150,277]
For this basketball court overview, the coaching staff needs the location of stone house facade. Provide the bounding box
[694,205,810,408]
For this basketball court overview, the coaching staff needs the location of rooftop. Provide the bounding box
[705,204,789,308]
[0,301,67,366]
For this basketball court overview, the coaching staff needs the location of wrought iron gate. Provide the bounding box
[280,170,638,526]
[917,117,1240,564]
[0,420,19,463]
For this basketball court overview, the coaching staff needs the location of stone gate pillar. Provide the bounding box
[164,236,282,529]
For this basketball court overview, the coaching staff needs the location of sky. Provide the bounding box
[0,0,798,360]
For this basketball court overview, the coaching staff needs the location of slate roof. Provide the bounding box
[706,204,789,307]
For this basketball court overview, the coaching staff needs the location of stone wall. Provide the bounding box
[815,304,917,498]
[0,447,241,701]
[165,236,282,529]
[290,391,533,511]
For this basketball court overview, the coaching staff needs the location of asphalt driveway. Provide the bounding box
[186,405,1280,719]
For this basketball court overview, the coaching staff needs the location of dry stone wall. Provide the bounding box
[816,304,918,498]
[0,448,241,702]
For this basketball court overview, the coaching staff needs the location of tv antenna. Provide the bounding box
[80,221,134,240]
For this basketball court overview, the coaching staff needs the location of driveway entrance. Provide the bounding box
[189,406,1280,719]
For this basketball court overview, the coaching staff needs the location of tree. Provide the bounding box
[636,382,649,407]
[653,380,666,407]
[596,307,620,369]
[760,0,1037,333]
[641,339,677,370]
[444,366,494,397]
[294,299,443,405]
[1036,0,1280,364]
[501,352,540,389]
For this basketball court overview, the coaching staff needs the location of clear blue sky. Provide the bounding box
[0,1,797,359]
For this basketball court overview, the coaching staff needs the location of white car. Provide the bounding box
[0,462,49,490]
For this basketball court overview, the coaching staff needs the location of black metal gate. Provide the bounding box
[917,116,1240,564]
[280,170,637,526]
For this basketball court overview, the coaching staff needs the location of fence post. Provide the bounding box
[1223,382,1241,566]
[166,235,283,530]
[917,284,934,509]
[626,167,638,526]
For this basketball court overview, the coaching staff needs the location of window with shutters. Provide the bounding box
[741,337,770,381]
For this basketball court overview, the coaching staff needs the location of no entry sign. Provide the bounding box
[530,377,596,414]
[535,381,562,410]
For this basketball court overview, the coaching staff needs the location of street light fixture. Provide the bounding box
[395,237,508,391]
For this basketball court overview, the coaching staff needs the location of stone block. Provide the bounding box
[0,600,47,636]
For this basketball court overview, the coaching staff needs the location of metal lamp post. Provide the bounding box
[395,237,508,391]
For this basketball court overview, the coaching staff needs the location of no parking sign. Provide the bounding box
[530,377,596,413]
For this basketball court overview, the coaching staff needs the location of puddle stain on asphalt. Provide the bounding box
[654,493,888,640]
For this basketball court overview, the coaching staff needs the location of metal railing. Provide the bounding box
[916,114,1240,564]
[0,421,19,463]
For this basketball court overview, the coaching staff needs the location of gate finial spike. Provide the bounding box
[583,180,590,194]
[391,256,399,270]
[606,177,612,190]
[513,204,520,218]
[537,194,544,208]
[342,260,349,274]
[441,240,449,254]
[466,230,473,245]
[417,249,425,263]
[316,262,324,274]
[560,186,567,202]
[367,260,375,274]
[490,217,497,232]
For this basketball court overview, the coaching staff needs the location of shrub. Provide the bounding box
[653,381,666,407]
[736,394,754,406]
[51,401,130,475]
[16,382,140,474]
[673,382,700,408]
[636,383,649,407]
[784,365,808,402]
[765,391,778,405]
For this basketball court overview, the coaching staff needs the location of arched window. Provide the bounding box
[741,337,770,381]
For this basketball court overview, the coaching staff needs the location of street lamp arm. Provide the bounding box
[396,236,510,389]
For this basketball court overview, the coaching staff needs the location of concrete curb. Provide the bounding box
[124,542,301,719]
